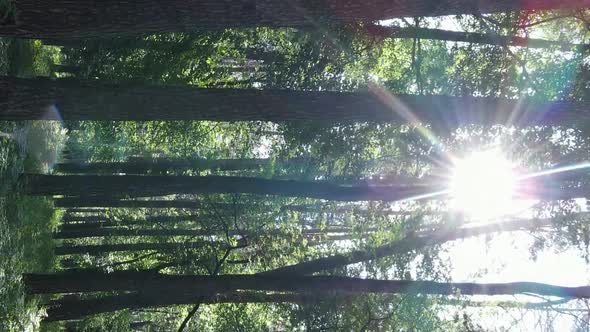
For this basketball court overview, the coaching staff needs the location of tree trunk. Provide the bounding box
[261,216,556,275]
[66,208,106,213]
[55,197,204,209]
[24,174,588,201]
[59,215,200,231]
[55,197,252,210]
[54,240,221,256]
[54,158,272,174]
[368,25,590,52]
[23,174,436,201]
[2,76,587,129]
[6,0,588,39]
[55,226,362,239]
[63,214,198,224]
[54,228,219,239]
[62,215,106,223]
[52,64,82,74]
[282,203,446,216]
[24,272,590,298]
[45,292,350,321]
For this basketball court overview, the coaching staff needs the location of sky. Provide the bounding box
[444,230,589,330]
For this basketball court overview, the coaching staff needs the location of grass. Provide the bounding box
[0,38,65,331]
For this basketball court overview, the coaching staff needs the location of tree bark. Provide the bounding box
[24,174,436,201]
[55,197,253,210]
[6,0,588,39]
[54,240,221,256]
[66,208,106,213]
[51,64,82,74]
[63,214,198,224]
[261,217,555,275]
[282,203,446,216]
[53,228,222,239]
[24,272,590,297]
[24,174,590,201]
[368,25,590,52]
[55,226,364,239]
[55,197,204,209]
[45,292,350,321]
[59,216,200,231]
[2,76,588,129]
[62,215,106,223]
[54,158,272,175]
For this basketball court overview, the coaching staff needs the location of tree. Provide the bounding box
[23,174,437,200]
[54,197,204,209]
[23,173,589,201]
[54,226,356,239]
[5,0,589,38]
[54,158,273,174]
[366,25,590,52]
[45,292,353,322]
[54,240,228,256]
[262,216,557,275]
[60,218,197,231]
[24,272,590,298]
[61,214,200,225]
[2,76,588,129]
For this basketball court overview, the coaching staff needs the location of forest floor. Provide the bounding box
[0,38,63,331]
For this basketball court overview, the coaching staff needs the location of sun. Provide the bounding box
[449,150,518,220]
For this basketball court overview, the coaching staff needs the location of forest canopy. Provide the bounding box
[0,1,590,331]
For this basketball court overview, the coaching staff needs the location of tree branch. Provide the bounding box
[177,302,202,332]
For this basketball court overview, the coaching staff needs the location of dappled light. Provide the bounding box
[2,1,590,331]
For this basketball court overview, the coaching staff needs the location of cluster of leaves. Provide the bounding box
[1,8,589,331]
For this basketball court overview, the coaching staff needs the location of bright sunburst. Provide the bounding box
[449,150,518,220]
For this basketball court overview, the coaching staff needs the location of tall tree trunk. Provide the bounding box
[368,25,590,52]
[45,292,349,321]
[1,76,587,129]
[54,240,222,256]
[51,64,82,75]
[23,174,586,201]
[55,226,363,239]
[54,158,272,174]
[261,217,556,275]
[23,174,436,201]
[6,0,588,39]
[55,197,204,209]
[53,228,223,239]
[62,215,106,223]
[24,272,590,298]
[282,203,446,216]
[59,215,201,231]
[63,214,199,224]
[66,208,106,213]
[55,197,250,210]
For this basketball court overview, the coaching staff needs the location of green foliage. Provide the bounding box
[3,9,590,332]
[0,37,59,79]
[196,304,277,332]
[42,311,133,332]
[0,194,61,330]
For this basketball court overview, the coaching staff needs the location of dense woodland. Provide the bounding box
[1,0,590,331]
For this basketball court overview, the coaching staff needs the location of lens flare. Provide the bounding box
[449,150,518,220]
